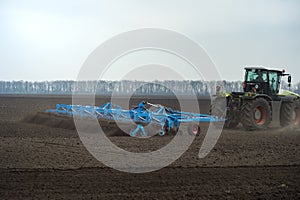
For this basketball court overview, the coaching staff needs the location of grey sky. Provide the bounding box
[1,0,300,82]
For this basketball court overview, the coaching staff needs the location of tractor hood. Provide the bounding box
[279,90,300,98]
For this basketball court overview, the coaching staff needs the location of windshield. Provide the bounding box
[246,69,268,82]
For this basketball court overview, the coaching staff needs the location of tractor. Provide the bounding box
[210,66,300,130]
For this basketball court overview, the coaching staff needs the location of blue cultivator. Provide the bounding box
[45,101,223,136]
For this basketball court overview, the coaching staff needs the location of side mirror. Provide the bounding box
[288,76,292,83]
[288,76,292,88]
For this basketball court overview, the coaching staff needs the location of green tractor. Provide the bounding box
[211,67,300,130]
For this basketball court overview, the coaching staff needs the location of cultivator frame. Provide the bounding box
[46,101,223,136]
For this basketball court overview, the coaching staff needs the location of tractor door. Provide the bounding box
[268,71,280,95]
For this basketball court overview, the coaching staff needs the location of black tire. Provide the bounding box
[209,96,227,128]
[209,96,227,118]
[240,98,271,130]
[292,100,300,128]
[209,96,239,129]
[225,121,239,129]
[280,101,294,127]
[188,123,201,135]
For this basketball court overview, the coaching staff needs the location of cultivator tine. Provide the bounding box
[130,124,147,137]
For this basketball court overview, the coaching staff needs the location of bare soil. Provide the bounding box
[0,95,299,199]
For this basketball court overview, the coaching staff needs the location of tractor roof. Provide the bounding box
[244,66,284,73]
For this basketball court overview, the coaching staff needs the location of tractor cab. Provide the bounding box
[243,67,291,97]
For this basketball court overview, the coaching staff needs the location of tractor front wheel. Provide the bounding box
[241,98,271,130]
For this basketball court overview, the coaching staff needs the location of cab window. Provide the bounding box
[246,69,267,82]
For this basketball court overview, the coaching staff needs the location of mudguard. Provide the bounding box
[279,90,300,98]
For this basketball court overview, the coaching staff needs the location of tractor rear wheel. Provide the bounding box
[210,96,226,117]
[292,100,300,128]
[225,121,239,128]
[280,101,294,127]
[241,98,271,130]
[209,96,227,128]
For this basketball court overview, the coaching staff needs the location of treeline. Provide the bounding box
[0,80,299,95]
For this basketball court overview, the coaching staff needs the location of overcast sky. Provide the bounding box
[1,0,300,82]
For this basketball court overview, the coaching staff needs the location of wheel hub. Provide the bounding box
[254,109,262,120]
[292,111,296,121]
[192,126,199,134]
[254,106,266,125]
[293,108,300,126]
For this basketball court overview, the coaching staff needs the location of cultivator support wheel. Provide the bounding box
[188,123,201,135]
